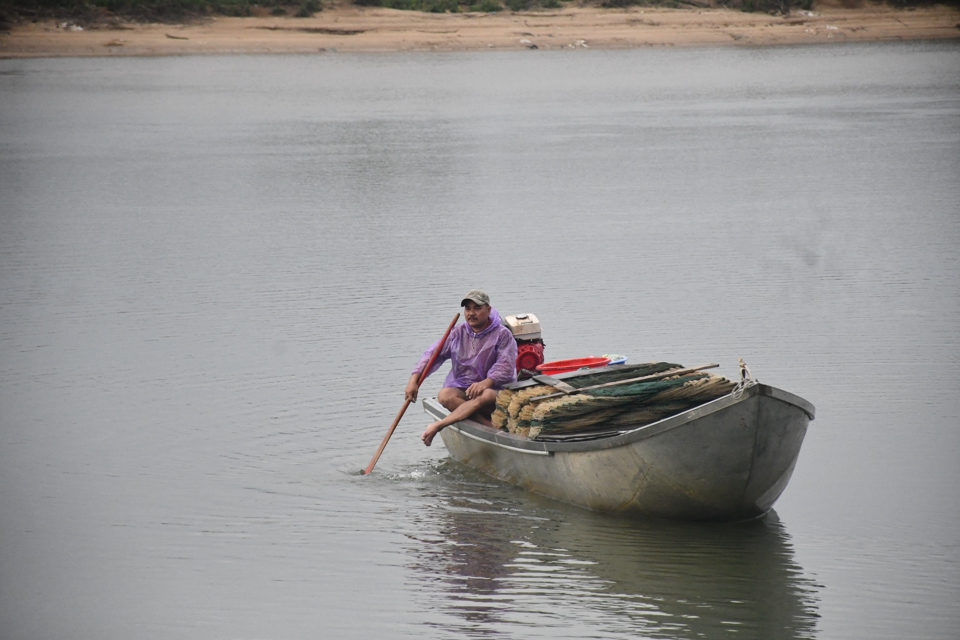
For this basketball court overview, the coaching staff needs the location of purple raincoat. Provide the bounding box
[412,307,518,390]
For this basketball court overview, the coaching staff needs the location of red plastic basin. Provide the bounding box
[536,357,610,376]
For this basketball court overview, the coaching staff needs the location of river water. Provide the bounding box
[1,42,958,639]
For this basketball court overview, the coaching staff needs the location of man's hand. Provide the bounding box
[466,378,494,400]
[405,375,421,403]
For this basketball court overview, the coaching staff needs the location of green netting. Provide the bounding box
[493,362,735,439]
[562,362,680,390]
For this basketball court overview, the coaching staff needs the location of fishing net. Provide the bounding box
[491,362,736,440]
[495,388,514,412]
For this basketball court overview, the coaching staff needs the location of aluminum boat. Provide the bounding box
[423,379,815,521]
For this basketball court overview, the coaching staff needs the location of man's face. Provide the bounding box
[463,301,491,332]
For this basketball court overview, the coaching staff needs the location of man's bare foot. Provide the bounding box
[474,414,494,428]
[421,422,444,447]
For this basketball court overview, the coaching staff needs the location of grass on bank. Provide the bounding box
[2,0,317,22]
[1,0,956,26]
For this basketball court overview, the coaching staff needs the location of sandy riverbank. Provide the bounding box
[1,3,958,57]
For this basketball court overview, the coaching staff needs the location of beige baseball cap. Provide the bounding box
[460,290,490,307]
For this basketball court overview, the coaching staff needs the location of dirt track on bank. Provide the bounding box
[1,3,958,56]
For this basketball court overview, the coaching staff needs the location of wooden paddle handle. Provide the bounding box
[363,312,460,475]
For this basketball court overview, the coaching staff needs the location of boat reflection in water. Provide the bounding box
[404,468,821,639]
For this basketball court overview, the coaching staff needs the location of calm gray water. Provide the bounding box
[1,42,958,639]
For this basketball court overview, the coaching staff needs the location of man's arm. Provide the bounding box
[408,330,457,402]
[405,374,422,403]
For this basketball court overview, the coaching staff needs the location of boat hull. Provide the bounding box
[425,383,814,521]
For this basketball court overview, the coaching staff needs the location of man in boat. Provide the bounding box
[406,290,518,447]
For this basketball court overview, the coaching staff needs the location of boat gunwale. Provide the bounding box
[423,383,814,456]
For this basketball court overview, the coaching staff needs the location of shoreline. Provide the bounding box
[1,4,958,57]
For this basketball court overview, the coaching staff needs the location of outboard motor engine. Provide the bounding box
[504,313,545,380]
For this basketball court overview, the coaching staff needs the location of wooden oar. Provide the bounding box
[529,363,720,402]
[362,313,460,475]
